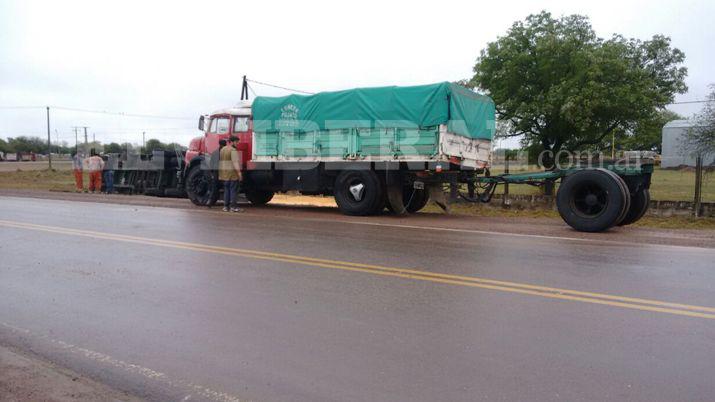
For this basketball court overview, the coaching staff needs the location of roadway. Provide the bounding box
[1,195,714,401]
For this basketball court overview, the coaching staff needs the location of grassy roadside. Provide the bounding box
[0,168,76,191]
[1,168,714,230]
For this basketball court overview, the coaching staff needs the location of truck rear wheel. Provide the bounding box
[185,165,219,206]
[618,188,650,226]
[404,187,429,213]
[556,169,629,232]
[246,189,274,205]
[334,170,384,216]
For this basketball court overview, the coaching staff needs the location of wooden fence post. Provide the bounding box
[694,155,703,217]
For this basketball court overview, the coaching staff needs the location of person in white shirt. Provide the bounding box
[84,150,105,193]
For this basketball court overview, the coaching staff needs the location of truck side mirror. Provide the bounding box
[198,115,205,131]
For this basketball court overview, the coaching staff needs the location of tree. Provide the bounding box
[144,139,187,153]
[166,142,187,152]
[619,109,683,153]
[144,138,168,153]
[470,11,688,169]
[683,85,715,157]
[7,136,46,154]
[0,138,9,154]
[104,142,125,154]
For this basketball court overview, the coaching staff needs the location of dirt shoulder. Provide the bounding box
[0,343,140,402]
[1,188,714,249]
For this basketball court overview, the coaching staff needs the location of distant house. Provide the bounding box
[661,120,715,168]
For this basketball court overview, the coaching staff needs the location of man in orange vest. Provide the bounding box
[71,152,84,192]
[85,150,105,193]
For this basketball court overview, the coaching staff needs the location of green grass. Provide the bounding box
[0,168,75,191]
[647,168,715,202]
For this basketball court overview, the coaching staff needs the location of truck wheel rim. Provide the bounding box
[572,181,608,217]
[348,182,365,202]
[193,176,207,193]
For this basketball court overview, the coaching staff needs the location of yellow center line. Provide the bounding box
[2,219,714,320]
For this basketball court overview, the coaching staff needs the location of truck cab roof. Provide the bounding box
[211,100,252,117]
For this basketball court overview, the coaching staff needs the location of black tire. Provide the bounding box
[618,188,650,226]
[185,165,219,206]
[403,187,429,213]
[556,169,629,232]
[246,189,274,205]
[599,169,631,225]
[334,170,384,216]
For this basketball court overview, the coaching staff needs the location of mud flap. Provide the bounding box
[428,183,449,213]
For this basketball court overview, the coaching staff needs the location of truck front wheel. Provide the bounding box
[556,169,630,232]
[185,165,219,206]
[334,170,384,216]
[245,189,274,205]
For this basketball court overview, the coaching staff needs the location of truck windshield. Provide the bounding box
[210,117,229,134]
[233,117,249,133]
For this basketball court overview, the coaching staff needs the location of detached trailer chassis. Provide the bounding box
[468,159,653,232]
[379,158,653,232]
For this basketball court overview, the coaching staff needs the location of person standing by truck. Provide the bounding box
[219,137,243,212]
[85,150,105,193]
[102,154,115,194]
[71,152,84,192]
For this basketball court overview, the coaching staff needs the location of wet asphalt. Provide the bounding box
[0,195,714,402]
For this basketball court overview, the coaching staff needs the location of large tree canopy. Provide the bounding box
[470,11,687,167]
[615,109,683,153]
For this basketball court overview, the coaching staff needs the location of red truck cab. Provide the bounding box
[185,102,253,168]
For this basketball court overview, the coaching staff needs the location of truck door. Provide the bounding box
[205,116,230,155]
[232,116,252,166]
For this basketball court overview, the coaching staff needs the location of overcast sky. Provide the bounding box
[1,0,713,148]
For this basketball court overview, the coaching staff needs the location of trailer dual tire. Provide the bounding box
[245,189,274,205]
[334,170,384,216]
[185,165,219,207]
[403,187,429,213]
[556,169,631,232]
[600,169,631,226]
[618,188,650,226]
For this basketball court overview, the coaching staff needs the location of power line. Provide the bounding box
[668,99,715,105]
[245,78,315,95]
[0,105,195,120]
[51,106,194,120]
[247,83,258,98]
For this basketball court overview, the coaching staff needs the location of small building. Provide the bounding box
[661,120,715,168]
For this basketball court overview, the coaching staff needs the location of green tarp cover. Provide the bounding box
[252,82,495,140]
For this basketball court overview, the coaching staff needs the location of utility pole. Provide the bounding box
[241,75,249,100]
[694,155,703,217]
[73,127,78,153]
[142,131,146,153]
[46,106,52,169]
[83,126,89,155]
